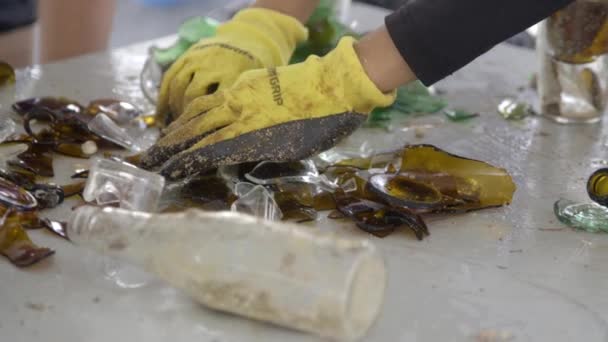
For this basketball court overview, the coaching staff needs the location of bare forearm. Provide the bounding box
[39,0,116,63]
[355,26,417,93]
[252,0,320,23]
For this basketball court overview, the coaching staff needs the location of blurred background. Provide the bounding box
[0,0,530,68]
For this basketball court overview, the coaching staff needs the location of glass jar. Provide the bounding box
[537,0,608,123]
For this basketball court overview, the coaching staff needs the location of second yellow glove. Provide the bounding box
[156,8,308,125]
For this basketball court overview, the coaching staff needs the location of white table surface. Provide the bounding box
[2,3,608,342]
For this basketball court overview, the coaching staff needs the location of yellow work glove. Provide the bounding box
[141,37,396,180]
[156,8,308,126]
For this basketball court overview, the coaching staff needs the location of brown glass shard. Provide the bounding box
[367,174,443,212]
[399,145,516,211]
[12,97,83,117]
[273,193,318,222]
[10,148,54,177]
[54,143,91,159]
[334,190,429,240]
[0,212,54,267]
[0,61,15,87]
[172,176,237,211]
[62,182,85,198]
[335,151,401,170]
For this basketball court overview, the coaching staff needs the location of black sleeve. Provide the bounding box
[385,0,573,85]
[0,0,37,32]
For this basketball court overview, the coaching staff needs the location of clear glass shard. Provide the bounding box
[341,178,358,193]
[87,113,144,152]
[234,182,256,197]
[0,117,16,143]
[315,141,375,167]
[245,160,319,185]
[230,185,282,221]
[83,157,165,212]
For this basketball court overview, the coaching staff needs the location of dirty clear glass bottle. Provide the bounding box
[537,0,608,123]
[67,206,387,341]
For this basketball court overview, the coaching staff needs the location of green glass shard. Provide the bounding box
[178,16,219,44]
[154,39,191,68]
[554,198,608,233]
[443,109,479,121]
[367,82,447,127]
[497,98,533,120]
[154,16,219,67]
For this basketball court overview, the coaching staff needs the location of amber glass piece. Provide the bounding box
[180,176,237,209]
[86,99,142,124]
[335,151,400,170]
[273,192,318,222]
[12,97,83,117]
[62,182,85,198]
[399,145,516,211]
[10,150,54,177]
[54,143,90,158]
[0,169,35,189]
[273,182,336,211]
[136,114,157,127]
[587,168,608,207]
[0,215,54,267]
[334,190,429,240]
[367,174,443,212]
[0,61,15,86]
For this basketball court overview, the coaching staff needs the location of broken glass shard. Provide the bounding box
[1,210,54,267]
[399,145,516,211]
[0,177,38,210]
[86,99,142,125]
[367,174,443,212]
[367,81,447,128]
[179,16,219,44]
[315,141,375,167]
[498,98,534,120]
[41,219,69,240]
[234,182,256,197]
[29,183,64,209]
[12,97,83,117]
[0,143,28,170]
[83,158,165,212]
[341,178,358,193]
[245,160,319,185]
[87,114,144,152]
[334,190,429,240]
[443,109,479,121]
[230,185,282,221]
[0,118,16,143]
[0,61,15,87]
[554,199,608,233]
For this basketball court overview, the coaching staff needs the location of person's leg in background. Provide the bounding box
[39,0,116,63]
[0,0,37,68]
